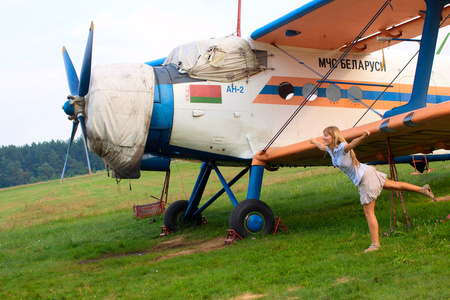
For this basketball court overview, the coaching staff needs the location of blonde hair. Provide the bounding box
[323,126,360,169]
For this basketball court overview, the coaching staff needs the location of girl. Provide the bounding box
[310,126,436,252]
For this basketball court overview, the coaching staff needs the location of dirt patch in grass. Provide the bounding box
[435,195,450,202]
[79,236,225,264]
[230,293,267,300]
[333,276,351,285]
[152,236,225,261]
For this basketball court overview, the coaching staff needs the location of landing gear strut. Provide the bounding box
[163,162,274,237]
[163,162,250,232]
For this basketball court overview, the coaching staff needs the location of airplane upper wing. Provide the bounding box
[251,0,450,53]
[255,101,450,167]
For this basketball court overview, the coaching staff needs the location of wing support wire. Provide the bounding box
[353,50,419,127]
[353,10,450,127]
[263,0,393,152]
[271,43,323,78]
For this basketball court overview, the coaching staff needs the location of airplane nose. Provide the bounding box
[62,100,74,116]
[85,63,155,179]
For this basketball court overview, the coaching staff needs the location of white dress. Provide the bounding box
[327,143,387,205]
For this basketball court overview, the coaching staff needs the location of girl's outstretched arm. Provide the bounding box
[310,138,327,151]
[344,130,370,152]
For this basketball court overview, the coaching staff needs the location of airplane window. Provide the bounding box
[278,82,295,100]
[348,86,363,103]
[326,84,341,102]
[302,83,318,101]
[253,50,268,69]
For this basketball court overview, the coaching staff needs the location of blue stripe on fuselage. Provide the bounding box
[259,84,450,104]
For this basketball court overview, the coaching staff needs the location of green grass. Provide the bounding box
[0,160,449,299]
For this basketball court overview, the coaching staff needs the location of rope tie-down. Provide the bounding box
[385,137,414,236]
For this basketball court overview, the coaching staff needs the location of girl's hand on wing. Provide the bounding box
[363,130,370,138]
[310,138,326,151]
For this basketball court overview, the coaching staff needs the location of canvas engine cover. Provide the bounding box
[85,63,154,179]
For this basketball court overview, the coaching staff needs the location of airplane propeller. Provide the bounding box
[61,22,94,181]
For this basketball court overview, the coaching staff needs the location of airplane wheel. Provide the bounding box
[164,200,202,232]
[229,199,274,238]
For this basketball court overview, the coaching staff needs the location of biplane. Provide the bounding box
[61,0,450,238]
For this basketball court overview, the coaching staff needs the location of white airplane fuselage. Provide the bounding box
[164,40,449,165]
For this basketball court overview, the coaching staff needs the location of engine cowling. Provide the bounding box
[86,63,155,179]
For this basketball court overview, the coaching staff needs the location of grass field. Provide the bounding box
[1,160,449,299]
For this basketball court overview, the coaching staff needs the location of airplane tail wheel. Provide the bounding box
[164,200,202,232]
[229,199,274,238]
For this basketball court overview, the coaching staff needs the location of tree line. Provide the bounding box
[0,138,105,188]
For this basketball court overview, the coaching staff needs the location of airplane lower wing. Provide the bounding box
[255,101,450,167]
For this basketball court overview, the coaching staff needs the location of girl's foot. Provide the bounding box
[364,243,380,253]
[422,184,436,201]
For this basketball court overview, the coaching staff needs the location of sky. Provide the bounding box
[0,0,449,147]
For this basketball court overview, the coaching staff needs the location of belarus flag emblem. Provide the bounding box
[189,85,222,104]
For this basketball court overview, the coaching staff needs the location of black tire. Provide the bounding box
[164,200,202,232]
[229,199,274,238]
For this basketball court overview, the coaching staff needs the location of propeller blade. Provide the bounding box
[77,114,92,179]
[62,47,79,96]
[78,22,94,97]
[61,121,79,182]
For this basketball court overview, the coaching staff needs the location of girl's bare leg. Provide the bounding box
[363,200,379,250]
[383,178,422,193]
[383,179,436,200]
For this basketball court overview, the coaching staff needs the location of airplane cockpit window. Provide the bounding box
[278,82,295,100]
[302,83,318,101]
[326,84,341,102]
[252,50,268,70]
[163,36,261,82]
